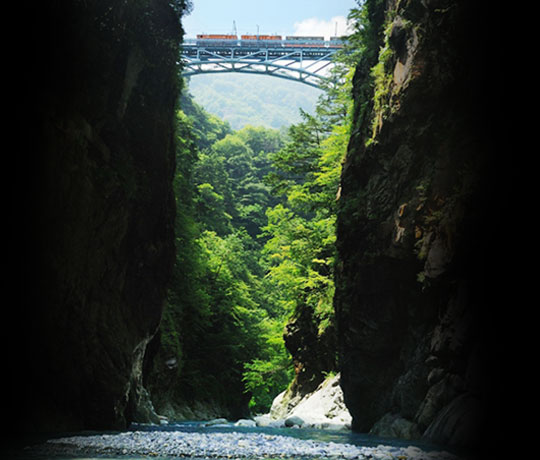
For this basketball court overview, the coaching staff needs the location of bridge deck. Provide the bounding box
[180,39,343,88]
[182,45,337,61]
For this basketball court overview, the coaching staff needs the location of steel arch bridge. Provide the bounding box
[181,39,341,88]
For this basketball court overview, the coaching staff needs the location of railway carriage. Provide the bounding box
[284,36,325,48]
[194,34,346,49]
[196,34,238,46]
[240,35,282,47]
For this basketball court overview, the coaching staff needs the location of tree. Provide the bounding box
[260,54,355,359]
[153,88,292,415]
[152,56,357,414]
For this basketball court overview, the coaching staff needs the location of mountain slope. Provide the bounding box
[187,73,321,130]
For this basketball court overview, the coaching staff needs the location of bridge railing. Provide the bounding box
[182,38,344,49]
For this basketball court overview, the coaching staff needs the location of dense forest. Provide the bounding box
[145,36,357,417]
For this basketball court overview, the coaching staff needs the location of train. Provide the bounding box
[195,34,344,48]
[241,34,282,47]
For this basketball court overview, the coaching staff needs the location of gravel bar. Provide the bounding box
[38,430,463,459]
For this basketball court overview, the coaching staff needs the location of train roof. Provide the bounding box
[285,36,325,41]
[240,35,282,39]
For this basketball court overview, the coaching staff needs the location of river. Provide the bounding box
[7,420,468,459]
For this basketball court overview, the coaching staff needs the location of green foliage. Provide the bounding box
[243,316,294,413]
[261,54,354,354]
[161,25,358,412]
[160,86,292,413]
[343,0,388,143]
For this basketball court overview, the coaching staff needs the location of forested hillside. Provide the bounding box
[145,51,354,418]
[187,73,321,130]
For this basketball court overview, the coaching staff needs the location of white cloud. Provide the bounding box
[292,16,353,40]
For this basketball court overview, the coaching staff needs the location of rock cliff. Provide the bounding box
[8,0,184,434]
[335,0,504,453]
[283,303,338,400]
[269,373,352,430]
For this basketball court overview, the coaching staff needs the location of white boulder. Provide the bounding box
[268,373,352,430]
[234,419,257,427]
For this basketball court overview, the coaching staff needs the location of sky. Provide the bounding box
[182,0,358,40]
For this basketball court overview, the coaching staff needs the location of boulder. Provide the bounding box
[204,418,229,427]
[234,419,256,427]
[285,416,305,427]
[268,419,286,428]
[253,414,272,427]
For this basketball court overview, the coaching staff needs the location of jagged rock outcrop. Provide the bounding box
[335,0,503,453]
[269,373,352,430]
[8,0,184,434]
[283,305,337,399]
[269,306,341,430]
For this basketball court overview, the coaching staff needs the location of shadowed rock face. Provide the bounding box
[9,1,182,433]
[335,0,503,451]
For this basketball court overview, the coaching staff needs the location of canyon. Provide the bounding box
[6,1,509,459]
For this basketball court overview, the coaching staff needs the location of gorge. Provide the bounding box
[6,1,508,459]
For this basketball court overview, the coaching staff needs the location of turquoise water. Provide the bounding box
[132,421,426,448]
[6,420,463,459]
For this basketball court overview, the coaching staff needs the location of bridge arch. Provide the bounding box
[181,40,341,89]
[183,60,328,89]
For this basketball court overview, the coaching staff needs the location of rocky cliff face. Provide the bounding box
[9,1,183,434]
[283,304,337,398]
[335,0,503,452]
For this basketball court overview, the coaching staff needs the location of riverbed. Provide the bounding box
[8,420,469,460]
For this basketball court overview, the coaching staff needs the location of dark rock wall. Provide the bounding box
[8,1,182,434]
[284,304,337,398]
[335,0,505,452]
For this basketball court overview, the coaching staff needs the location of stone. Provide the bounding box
[253,414,272,426]
[285,415,304,427]
[35,429,460,459]
[268,419,286,428]
[234,419,256,427]
[204,418,229,426]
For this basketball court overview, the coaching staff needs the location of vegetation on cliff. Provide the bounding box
[147,35,357,415]
[335,0,497,450]
[146,87,290,416]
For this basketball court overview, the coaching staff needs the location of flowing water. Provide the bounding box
[6,420,467,459]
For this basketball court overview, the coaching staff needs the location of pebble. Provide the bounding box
[39,429,464,460]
